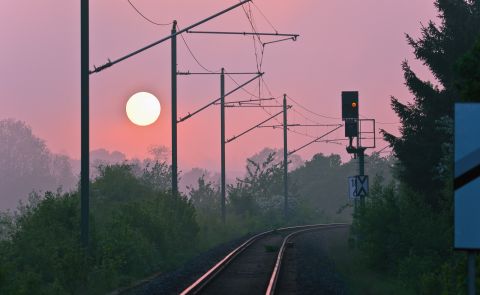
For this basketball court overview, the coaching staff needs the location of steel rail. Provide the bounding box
[180,223,349,295]
[266,223,350,295]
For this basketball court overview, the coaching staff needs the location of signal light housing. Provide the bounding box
[342,91,359,137]
[342,91,359,119]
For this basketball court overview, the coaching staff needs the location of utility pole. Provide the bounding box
[91,2,255,196]
[283,94,288,220]
[80,0,89,247]
[226,103,342,220]
[177,71,264,223]
[88,0,297,202]
[358,146,366,209]
[469,252,476,295]
[220,68,226,223]
[171,21,178,196]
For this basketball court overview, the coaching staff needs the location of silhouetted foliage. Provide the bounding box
[0,119,75,210]
[0,164,198,295]
[356,1,480,293]
[457,37,480,101]
[383,0,480,201]
[291,153,394,222]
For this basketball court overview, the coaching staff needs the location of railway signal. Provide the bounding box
[342,91,359,138]
[341,91,359,120]
[342,91,375,212]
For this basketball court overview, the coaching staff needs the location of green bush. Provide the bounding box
[0,164,198,295]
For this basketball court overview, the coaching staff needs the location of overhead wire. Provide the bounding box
[260,77,324,126]
[127,0,173,26]
[127,0,217,73]
[176,24,219,73]
[226,74,278,100]
[251,1,278,33]
[128,0,344,149]
[258,77,323,136]
[240,2,265,72]
[256,65,371,148]
[287,95,343,120]
[127,0,389,152]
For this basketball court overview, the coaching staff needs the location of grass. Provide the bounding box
[322,230,414,295]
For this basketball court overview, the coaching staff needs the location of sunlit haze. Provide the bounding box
[0,0,438,173]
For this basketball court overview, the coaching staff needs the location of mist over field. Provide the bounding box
[1,0,480,294]
[0,118,392,215]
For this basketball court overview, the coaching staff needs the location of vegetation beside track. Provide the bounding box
[0,150,392,294]
[351,1,480,294]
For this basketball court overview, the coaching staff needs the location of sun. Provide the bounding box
[126,92,161,126]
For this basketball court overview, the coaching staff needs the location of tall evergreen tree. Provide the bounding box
[383,0,480,207]
[457,37,480,100]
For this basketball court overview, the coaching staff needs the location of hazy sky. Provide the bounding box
[0,0,438,173]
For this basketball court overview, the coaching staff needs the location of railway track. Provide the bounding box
[180,223,349,295]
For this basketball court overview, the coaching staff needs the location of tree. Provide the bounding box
[188,176,220,217]
[246,147,303,172]
[0,164,199,294]
[227,153,287,226]
[383,0,480,207]
[0,119,76,210]
[141,160,172,192]
[457,37,480,101]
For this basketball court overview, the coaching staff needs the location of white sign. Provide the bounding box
[348,175,369,200]
[348,176,357,200]
[356,175,369,197]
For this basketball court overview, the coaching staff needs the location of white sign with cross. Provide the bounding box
[348,175,369,200]
[356,175,369,197]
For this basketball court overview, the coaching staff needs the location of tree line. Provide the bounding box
[0,125,393,293]
[354,1,480,293]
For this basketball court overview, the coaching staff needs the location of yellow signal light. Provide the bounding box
[352,102,357,108]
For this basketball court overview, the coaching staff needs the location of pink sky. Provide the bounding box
[0,1,438,173]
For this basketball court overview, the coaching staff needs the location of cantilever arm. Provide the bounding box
[89,0,252,74]
[226,106,291,143]
[177,73,263,123]
[288,125,343,155]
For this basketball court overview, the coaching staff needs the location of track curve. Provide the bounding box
[181,223,349,295]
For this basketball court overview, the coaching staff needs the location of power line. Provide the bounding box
[177,24,219,73]
[91,0,253,74]
[287,95,343,120]
[360,114,400,125]
[251,1,278,33]
[258,77,318,131]
[127,0,173,26]
[226,74,277,100]
[230,63,340,143]
[253,79,346,147]
[240,2,265,71]
[259,77,324,125]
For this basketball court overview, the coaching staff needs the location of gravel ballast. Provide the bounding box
[279,227,350,295]
[120,233,254,295]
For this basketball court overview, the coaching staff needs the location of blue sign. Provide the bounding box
[455,103,480,250]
